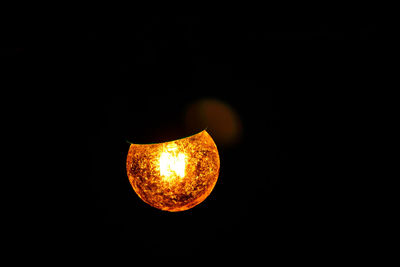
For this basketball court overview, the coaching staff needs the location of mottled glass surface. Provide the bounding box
[126,130,220,212]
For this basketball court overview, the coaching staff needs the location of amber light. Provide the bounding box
[126,130,220,212]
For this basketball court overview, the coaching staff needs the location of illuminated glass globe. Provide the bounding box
[126,130,220,212]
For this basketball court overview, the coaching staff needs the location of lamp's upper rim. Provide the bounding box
[127,129,208,145]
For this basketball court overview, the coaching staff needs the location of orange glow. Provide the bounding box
[126,130,220,212]
[185,99,242,146]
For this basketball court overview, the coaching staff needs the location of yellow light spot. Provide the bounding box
[159,151,186,179]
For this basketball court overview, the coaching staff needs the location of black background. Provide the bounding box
[3,13,378,261]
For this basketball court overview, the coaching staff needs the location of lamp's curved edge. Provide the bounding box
[126,129,209,145]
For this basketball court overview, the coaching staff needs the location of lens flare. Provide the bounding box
[185,99,242,146]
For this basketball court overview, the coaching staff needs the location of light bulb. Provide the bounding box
[126,130,220,212]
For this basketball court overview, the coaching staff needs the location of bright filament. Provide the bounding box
[159,151,186,179]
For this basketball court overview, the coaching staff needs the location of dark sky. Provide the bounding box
[4,14,378,261]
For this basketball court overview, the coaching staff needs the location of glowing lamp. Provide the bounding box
[126,130,220,212]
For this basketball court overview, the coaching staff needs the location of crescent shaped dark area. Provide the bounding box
[4,11,379,262]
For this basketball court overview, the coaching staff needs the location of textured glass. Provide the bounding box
[126,130,220,212]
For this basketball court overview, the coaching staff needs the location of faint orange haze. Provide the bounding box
[184,99,242,146]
